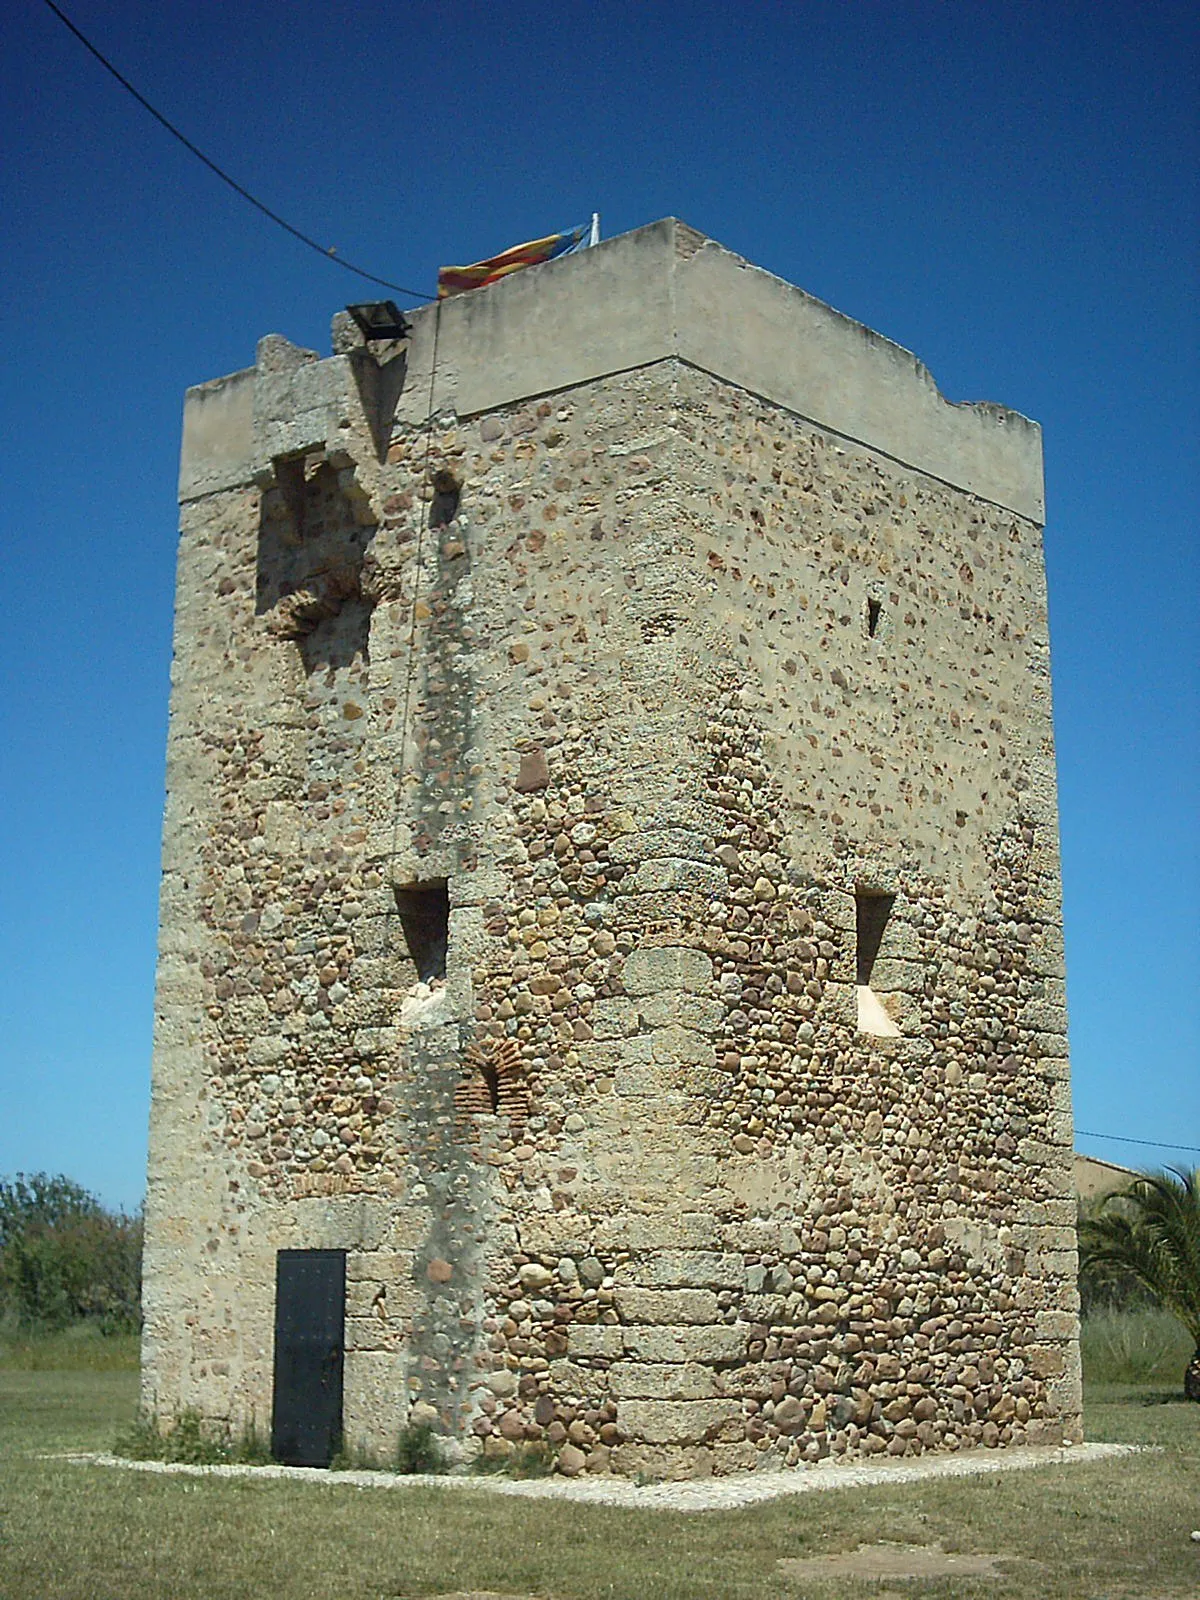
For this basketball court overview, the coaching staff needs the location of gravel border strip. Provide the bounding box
[61,1442,1135,1512]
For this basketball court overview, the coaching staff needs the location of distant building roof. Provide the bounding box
[1074,1153,1139,1201]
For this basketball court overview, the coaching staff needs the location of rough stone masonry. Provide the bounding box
[142,218,1082,1478]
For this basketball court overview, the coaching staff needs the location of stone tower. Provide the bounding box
[143,219,1081,1478]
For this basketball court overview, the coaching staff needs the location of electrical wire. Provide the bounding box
[39,0,431,301]
[1076,1131,1200,1156]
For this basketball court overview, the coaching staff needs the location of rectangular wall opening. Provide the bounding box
[256,453,377,676]
[394,880,449,982]
[855,890,894,986]
[855,889,901,1037]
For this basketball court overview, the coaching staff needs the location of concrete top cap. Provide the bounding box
[180,217,1044,521]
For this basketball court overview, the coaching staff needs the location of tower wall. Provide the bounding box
[143,221,1080,1476]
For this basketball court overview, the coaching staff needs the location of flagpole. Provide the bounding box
[588,213,600,247]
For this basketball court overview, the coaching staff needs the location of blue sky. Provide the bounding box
[0,0,1195,1212]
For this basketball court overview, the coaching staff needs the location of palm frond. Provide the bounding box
[1078,1168,1200,1346]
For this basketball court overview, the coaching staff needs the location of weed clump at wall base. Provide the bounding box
[471,1440,557,1478]
[330,1440,383,1472]
[115,1410,272,1465]
[332,1424,446,1474]
[395,1422,444,1474]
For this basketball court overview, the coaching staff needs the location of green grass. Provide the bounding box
[0,1322,1197,1599]
[1079,1306,1193,1387]
[0,1322,140,1372]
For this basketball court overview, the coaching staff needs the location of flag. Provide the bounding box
[437,224,589,299]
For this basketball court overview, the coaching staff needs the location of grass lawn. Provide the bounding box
[0,1337,1197,1598]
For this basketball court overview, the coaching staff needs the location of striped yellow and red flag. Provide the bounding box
[437,223,589,299]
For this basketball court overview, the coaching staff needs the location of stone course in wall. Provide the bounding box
[143,220,1080,1478]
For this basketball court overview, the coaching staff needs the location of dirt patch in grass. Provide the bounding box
[778,1542,1017,1582]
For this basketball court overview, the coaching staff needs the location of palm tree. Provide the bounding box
[1078,1167,1200,1401]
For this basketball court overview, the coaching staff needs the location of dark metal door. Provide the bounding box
[271,1249,345,1466]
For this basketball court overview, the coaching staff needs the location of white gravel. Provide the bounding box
[62,1442,1135,1513]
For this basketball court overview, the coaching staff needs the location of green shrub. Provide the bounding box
[0,1173,142,1334]
[116,1409,222,1464]
[330,1438,384,1472]
[394,1421,444,1474]
[0,1174,101,1243]
[114,1411,169,1461]
[229,1418,273,1465]
[115,1410,272,1465]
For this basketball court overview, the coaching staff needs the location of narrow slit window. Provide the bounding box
[479,1056,500,1113]
[394,880,449,981]
[866,597,882,638]
[855,889,901,1037]
[855,890,894,986]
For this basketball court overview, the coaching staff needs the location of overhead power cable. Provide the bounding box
[40,0,431,301]
[1076,1131,1200,1156]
